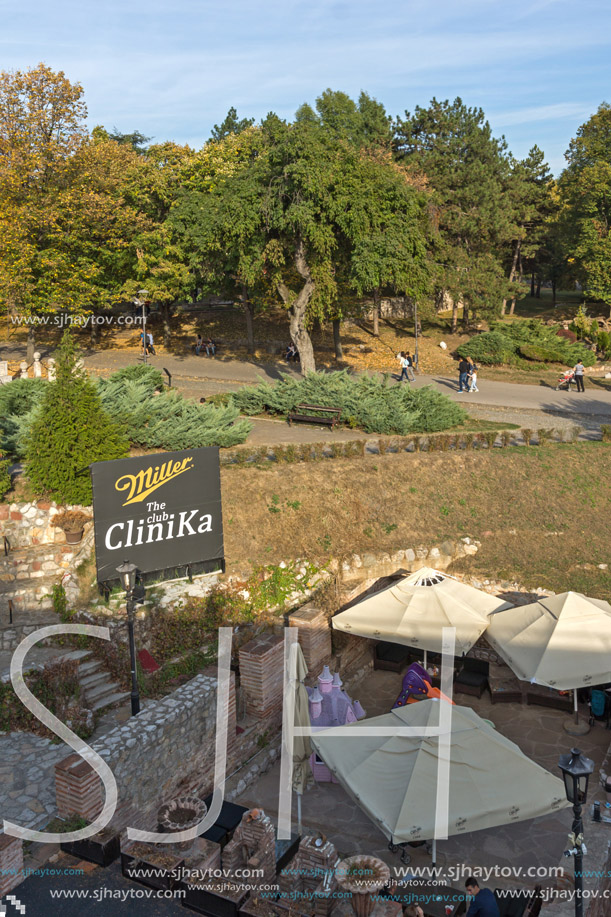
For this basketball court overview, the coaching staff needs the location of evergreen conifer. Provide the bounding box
[24,332,129,503]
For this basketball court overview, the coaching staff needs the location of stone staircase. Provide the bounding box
[76,652,130,713]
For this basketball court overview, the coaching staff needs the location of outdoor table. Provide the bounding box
[384,880,466,916]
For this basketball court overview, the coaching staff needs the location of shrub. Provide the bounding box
[597,331,611,357]
[483,431,498,448]
[0,454,11,499]
[0,378,47,457]
[519,344,566,363]
[98,377,252,450]
[500,431,512,447]
[601,424,611,442]
[521,428,533,446]
[53,510,91,532]
[456,332,517,365]
[24,333,129,504]
[231,371,465,435]
[107,364,164,389]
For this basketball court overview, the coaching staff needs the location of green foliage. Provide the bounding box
[98,372,251,450]
[597,330,611,356]
[0,658,87,737]
[601,424,611,442]
[0,378,47,456]
[106,363,164,388]
[51,584,69,621]
[24,333,129,503]
[458,320,597,366]
[457,331,517,364]
[0,454,11,499]
[518,343,567,363]
[231,370,465,435]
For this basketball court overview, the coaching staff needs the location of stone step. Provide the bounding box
[90,690,131,712]
[80,670,108,690]
[57,649,92,663]
[84,678,124,703]
[78,658,104,676]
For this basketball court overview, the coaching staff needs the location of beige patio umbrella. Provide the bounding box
[486,591,611,723]
[311,700,568,848]
[285,640,312,835]
[332,567,511,661]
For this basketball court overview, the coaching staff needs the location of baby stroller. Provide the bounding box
[555,369,575,391]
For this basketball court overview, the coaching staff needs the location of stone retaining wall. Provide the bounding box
[0,501,91,549]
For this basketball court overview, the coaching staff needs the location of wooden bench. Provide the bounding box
[287,404,341,429]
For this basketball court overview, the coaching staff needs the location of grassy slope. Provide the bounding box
[221,441,611,600]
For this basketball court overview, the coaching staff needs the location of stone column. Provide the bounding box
[55,753,103,821]
[288,603,332,672]
[238,633,284,719]
[32,352,42,377]
[19,361,28,379]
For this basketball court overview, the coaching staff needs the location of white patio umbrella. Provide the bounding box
[486,591,611,725]
[332,567,511,663]
[311,701,568,853]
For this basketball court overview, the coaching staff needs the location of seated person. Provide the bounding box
[204,337,216,356]
[195,334,203,355]
[284,342,297,362]
[465,878,500,917]
[405,906,424,917]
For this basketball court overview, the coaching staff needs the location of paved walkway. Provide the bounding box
[0,733,70,830]
[3,342,610,421]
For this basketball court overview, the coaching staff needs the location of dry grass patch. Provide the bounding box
[221,442,611,599]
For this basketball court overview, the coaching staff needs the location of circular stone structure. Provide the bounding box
[336,855,390,917]
[158,795,207,833]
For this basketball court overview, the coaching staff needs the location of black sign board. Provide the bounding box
[90,447,224,585]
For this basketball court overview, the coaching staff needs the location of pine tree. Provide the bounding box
[24,332,128,504]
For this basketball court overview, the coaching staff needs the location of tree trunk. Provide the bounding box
[462,303,470,329]
[535,277,541,299]
[552,279,557,306]
[530,272,535,297]
[450,294,458,334]
[372,288,380,336]
[242,286,255,354]
[26,327,36,363]
[90,312,99,346]
[277,238,316,375]
[332,318,343,360]
[502,240,521,316]
[509,298,516,315]
[161,303,172,348]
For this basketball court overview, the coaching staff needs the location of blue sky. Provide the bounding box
[2,0,609,173]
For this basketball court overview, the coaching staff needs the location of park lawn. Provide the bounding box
[221,440,611,600]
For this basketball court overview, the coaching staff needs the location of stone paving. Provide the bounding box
[0,732,72,829]
[236,668,611,884]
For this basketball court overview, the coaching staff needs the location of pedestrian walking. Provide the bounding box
[469,363,479,392]
[573,359,585,392]
[405,351,416,381]
[397,351,411,382]
[458,357,471,392]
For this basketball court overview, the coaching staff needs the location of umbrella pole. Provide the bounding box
[297,792,302,837]
[574,688,579,725]
[431,838,436,867]
[424,649,427,669]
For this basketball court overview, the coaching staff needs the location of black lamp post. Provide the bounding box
[558,747,595,917]
[116,560,140,716]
